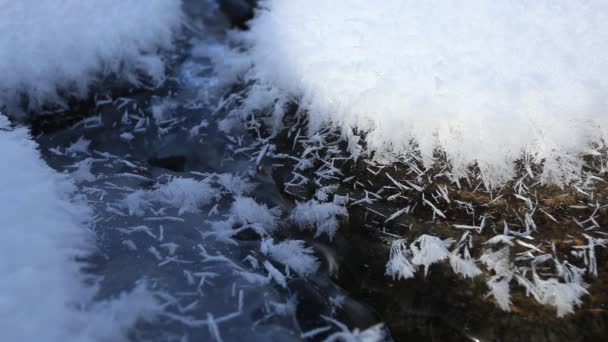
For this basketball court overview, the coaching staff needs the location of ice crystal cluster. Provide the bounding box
[225,0,608,187]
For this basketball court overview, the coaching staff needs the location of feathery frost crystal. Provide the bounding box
[230,0,608,186]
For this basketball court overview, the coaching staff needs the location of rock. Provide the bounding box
[218,0,256,29]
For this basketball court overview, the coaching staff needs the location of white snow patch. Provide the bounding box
[0,0,183,112]
[230,0,608,186]
[0,117,160,341]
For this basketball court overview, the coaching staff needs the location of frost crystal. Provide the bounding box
[410,235,453,276]
[487,275,513,312]
[448,253,482,279]
[480,246,512,276]
[230,0,608,186]
[533,274,589,317]
[261,238,319,276]
[289,200,348,239]
[122,178,218,216]
[385,240,415,280]
[230,196,282,233]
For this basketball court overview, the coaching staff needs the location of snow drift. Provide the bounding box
[0,0,183,113]
[228,0,608,186]
[0,116,159,341]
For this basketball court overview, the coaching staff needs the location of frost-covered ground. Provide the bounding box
[218,0,608,187]
[1,1,608,341]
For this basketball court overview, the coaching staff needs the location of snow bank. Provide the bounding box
[0,0,183,113]
[0,116,159,341]
[233,0,608,186]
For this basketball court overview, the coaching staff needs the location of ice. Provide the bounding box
[385,239,416,280]
[486,275,513,312]
[448,253,482,279]
[532,275,589,317]
[410,235,453,276]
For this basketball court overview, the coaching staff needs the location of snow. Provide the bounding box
[229,0,608,186]
[0,0,183,113]
[0,117,159,341]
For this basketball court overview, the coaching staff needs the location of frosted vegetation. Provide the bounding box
[0,0,183,114]
[220,0,608,187]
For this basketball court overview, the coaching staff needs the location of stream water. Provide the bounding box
[32,5,384,340]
